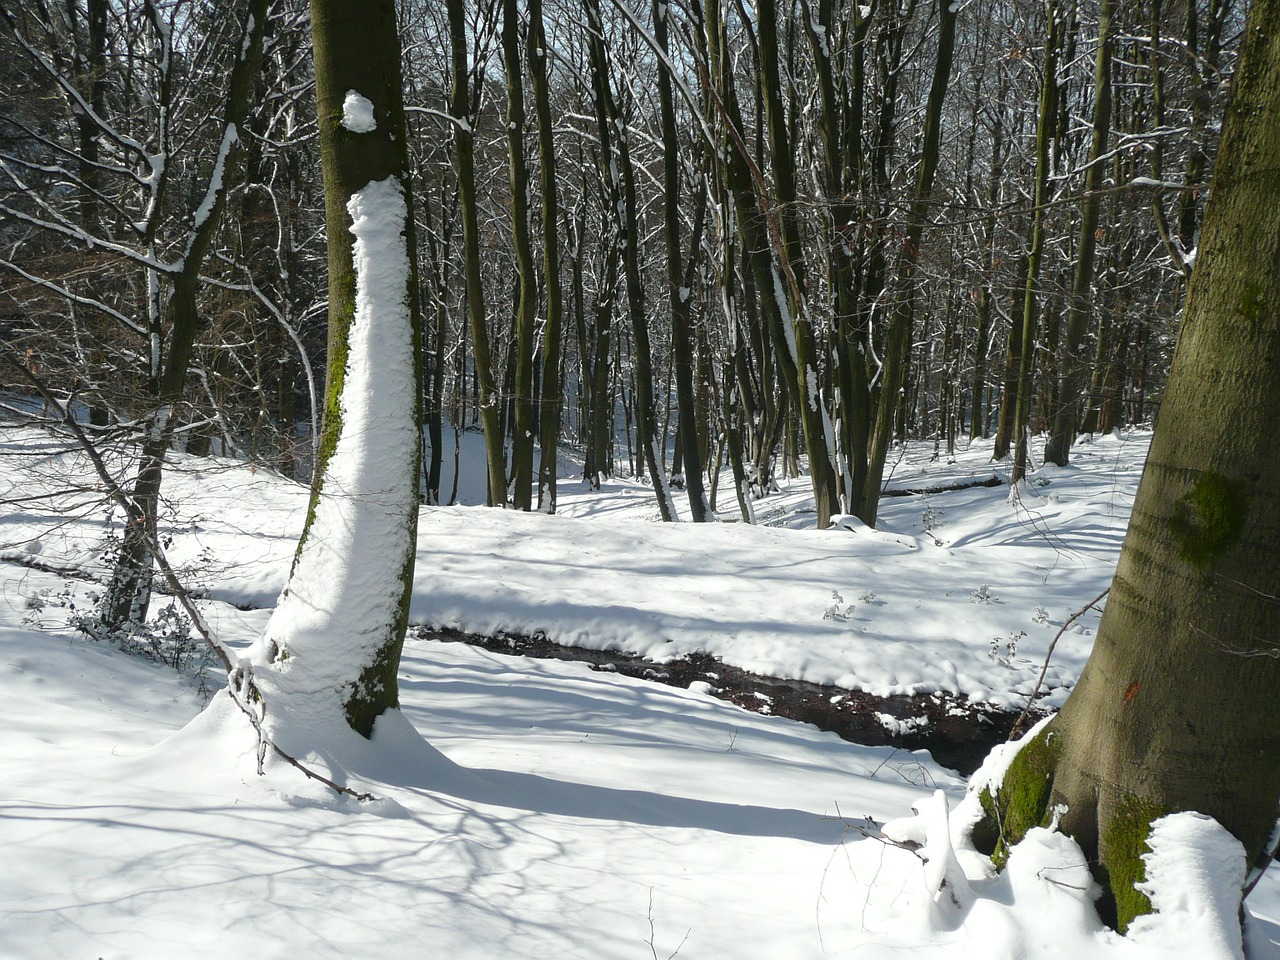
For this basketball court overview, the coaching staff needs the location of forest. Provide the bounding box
[1,0,1236,519]
[1,0,1278,957]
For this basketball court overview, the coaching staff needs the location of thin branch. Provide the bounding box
[1010,588,1110,739]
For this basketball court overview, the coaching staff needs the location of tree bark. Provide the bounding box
[101,0,269,629]
[755,0,839,528]
[260,0,424,738]
[529,0,563,514]
[500,0,538,511]
[980,0,1280,931]
[654,0,710,522]
[448,0,507,506]
[862,0,957,525]
[1010,0,1060,483]
[583,0,677,520]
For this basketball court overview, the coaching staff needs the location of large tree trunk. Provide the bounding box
[259,0,423,738]
[980,0,1280,932]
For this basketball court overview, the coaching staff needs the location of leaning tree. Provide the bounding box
[977,0,1280,932]
[254,0,423,738]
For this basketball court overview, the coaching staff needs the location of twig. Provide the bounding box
[645,888,692,960]
[1009,588,1109,739]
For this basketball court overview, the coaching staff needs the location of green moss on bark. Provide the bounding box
[1167,471,1246,566]
[1100,797,1168,933]
[975,726,1062,867]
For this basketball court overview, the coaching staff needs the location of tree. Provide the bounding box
[977,0,1280,931]
[447,0,507,508]
[861,0,958,525]
[654,0,710,522]
[500,0,538,511]
[529,0,565,515]
[1045,0,1115,466]
[0,0,271,630]
[582,0,678,521]
[1007,0,1061,482]
[257,0,423,738]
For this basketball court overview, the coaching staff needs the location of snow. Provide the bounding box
[1,422,1277,959]
[1130,813,1248,958]
[341,90,377,133]
[253,175,417,743]
[189,123,237,235]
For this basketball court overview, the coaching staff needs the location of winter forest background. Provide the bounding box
[3,0,1279,957]
[0,0,1232,507]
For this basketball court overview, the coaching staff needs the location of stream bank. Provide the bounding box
[417,626,1047,775]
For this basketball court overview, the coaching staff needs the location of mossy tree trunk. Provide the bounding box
[268,0,423,738]
[981,0,1280,931]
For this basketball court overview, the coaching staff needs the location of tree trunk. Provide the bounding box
[1010,1,1061,483]
[259,0,423,738]
[1045,0,1114,466]
[101,0,268,630]
[449,0,506,506]
[655,0,710,522]
[755,0,839,528]
[981,0,1280,933]
[529,0,563,514]
[500,0,537,511]
[861,0,957,525]
[583,0,677,520]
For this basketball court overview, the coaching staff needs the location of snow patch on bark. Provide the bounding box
[255,176,416,745]
[342,91,377,133]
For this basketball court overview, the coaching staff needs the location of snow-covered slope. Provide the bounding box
[2,422,1276,959]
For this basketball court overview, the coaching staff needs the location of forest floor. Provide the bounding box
[1,417,1277,959]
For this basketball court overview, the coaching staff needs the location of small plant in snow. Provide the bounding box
[1032,605,1050,625]
[859,590,878,605]
[970,584,995,604]
[21,585,79,627]
[823,590,855,621]
[921,496,943,535]
[988,630,1025,666]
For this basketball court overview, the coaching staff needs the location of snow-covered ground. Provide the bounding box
[1,421,1277,959]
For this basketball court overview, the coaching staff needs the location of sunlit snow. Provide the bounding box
[1,422,1277,959]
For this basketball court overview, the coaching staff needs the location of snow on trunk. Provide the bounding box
[253,176,417,740]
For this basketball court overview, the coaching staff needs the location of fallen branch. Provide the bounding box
[881,475,1003,498]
